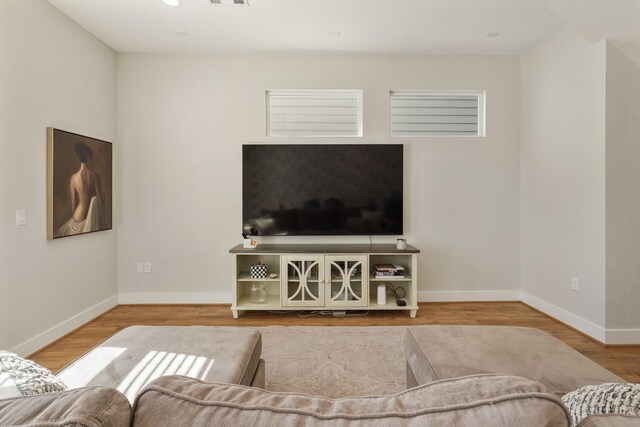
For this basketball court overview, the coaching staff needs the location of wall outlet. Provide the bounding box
[571,277,580,291]
[144,262,152,274]
[136,262,143,274]
[15,210,26,226]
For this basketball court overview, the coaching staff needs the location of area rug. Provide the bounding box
[259,326,405,398]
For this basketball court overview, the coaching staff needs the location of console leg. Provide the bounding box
[410,309,417,319]
[232,309,239,319]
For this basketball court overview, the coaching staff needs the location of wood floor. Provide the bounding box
[30,302,640,382]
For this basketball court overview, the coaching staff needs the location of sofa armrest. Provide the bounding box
[0,386,131,427]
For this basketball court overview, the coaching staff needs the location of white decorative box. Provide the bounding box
[250,263,268,279]
[243,238,258,249]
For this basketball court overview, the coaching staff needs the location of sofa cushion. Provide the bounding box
[0,386,131,427]
[405,325,623,396]
[577,414,640,427]
[0,350,67,398]
[562,383,640,426]
[132,374,571,426]
[57,325,262,402]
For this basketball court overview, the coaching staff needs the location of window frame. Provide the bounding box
[266,90,364,138]
[389,90,486,138]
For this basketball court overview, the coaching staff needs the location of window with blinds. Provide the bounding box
[390,91,485,137]
[267,90,363,137]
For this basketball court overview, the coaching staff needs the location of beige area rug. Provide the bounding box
[259,326,406,398]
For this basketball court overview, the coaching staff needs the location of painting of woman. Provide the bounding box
[47,128,112,240]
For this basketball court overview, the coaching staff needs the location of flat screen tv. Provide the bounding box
[243,144,403,236]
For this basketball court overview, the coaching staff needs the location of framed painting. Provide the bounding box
[47,128,113,240]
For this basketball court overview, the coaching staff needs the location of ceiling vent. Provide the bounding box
[209,0,249,5]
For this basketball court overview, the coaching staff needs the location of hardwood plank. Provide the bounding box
[29,302,640,382]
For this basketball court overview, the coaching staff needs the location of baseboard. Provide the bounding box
[12,290,638,355]
[520,292,607,343]
[605,328,640,345]
[418,290,521,302]
[11,295,118,357]
[118,292,232,304]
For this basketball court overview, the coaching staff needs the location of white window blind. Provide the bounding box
[390,91,485,137]
[267,90,363,137]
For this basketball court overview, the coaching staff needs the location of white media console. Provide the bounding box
[229,243,420,318]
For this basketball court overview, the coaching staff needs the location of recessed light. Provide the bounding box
[329,32,341,37]
[163,0,182,6]
[485,32,500,38]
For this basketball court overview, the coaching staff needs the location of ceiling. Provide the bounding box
[47,0,640,56]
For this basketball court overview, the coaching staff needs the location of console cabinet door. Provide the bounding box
[281,255,325,307]
[325,255,368,308]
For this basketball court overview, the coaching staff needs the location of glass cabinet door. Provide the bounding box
[325,255,368,307]
[281,255,325,307]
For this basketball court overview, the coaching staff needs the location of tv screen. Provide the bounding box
[243,144,403,236]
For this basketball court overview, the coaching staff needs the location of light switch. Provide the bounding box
[136,262,144,274]
[16,210,26,226]
[144,262,152,274]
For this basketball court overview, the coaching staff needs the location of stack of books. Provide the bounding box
[372,264,404,279]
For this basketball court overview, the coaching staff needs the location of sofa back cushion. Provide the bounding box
[133,374,570,426]
[0,386,131,427]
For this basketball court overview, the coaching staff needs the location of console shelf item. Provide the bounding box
[229,244,419,318]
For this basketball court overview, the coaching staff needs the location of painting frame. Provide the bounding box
[46,128,113,240]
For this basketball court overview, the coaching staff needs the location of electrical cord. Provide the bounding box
[296,310,370,318]
[385,282,406,304]
[297,310,334,317]
[345,310,369,317]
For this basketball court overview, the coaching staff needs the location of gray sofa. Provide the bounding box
[1,373,570,426]
[0,386,130,427]
[0,325,636,426]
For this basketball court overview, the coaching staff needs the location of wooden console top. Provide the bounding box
[229,243,420,254]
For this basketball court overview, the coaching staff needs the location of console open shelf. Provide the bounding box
[230,244,420,318]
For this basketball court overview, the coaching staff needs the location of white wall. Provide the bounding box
[0,0,118,355]
[4,3,638,351]
[520,28,607,340]
[605,43,640,340]
[117,53,521,303]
